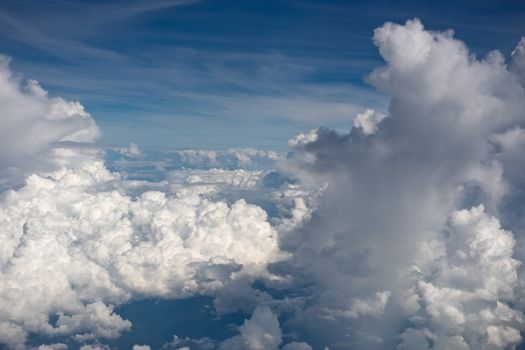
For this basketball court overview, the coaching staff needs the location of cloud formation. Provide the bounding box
[0,62,312,349]
[218,306,282,350]
[281,18,525,349]
[2,17,525,350]
[0,56,99,188]
[0,154,290,348]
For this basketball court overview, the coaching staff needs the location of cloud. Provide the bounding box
[352,109,386,136]
[0,154,291,347]
[511,37,525,85]
[0,56,99,187]
[324,291,391,319]
[162,335,216,350]
[78,345,110,350]
[2,17,525,350]
[114,143,142,158]
[0,1,200,64]
[217,306,316,350]
[132,345,152,350]
[30,344,68,350]
[0,64,314,348]
[0,65,319,348]
[108,148,284,182]
[281,342,313,350]
[219,306,282,350]
[398,206,523,349]
[278,18,525,349]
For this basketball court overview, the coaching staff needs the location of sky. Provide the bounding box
[2,1,525,350]
[1,0,524,150]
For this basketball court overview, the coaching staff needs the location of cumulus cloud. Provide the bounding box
[281,342,313,350]
[29,344,68,350]
[352,109,386,135]
[0,155,290,347]
[398,206,523,349]
[78,345,110,350]
[0,60,314,348]
[0,56,99,187]
[162,306,314,350]
[324,291,391,319]
[219,306,282,350]
[278,18,525,349]
[115,142,142,158]
[132,345,151,350]
[108,148,284,183]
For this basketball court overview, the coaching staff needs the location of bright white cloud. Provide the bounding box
[288,129,319,149]
[0,154,289,347]
[0,56,99,187]
[132,345,151,350]
[0,67,306,348]
[398,206,523,349]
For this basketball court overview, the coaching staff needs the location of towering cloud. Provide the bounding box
[281,19,525,349]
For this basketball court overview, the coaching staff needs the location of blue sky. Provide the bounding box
[1,0,524,151]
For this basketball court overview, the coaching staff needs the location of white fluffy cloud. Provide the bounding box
[398,206,523,349]
[0,154,289,347]
[0,56,99,187]
[0,61,309,348]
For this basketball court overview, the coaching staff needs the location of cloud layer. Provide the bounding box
[1,18,525,350]
[0,60,312,349]
[0,154,291,347]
